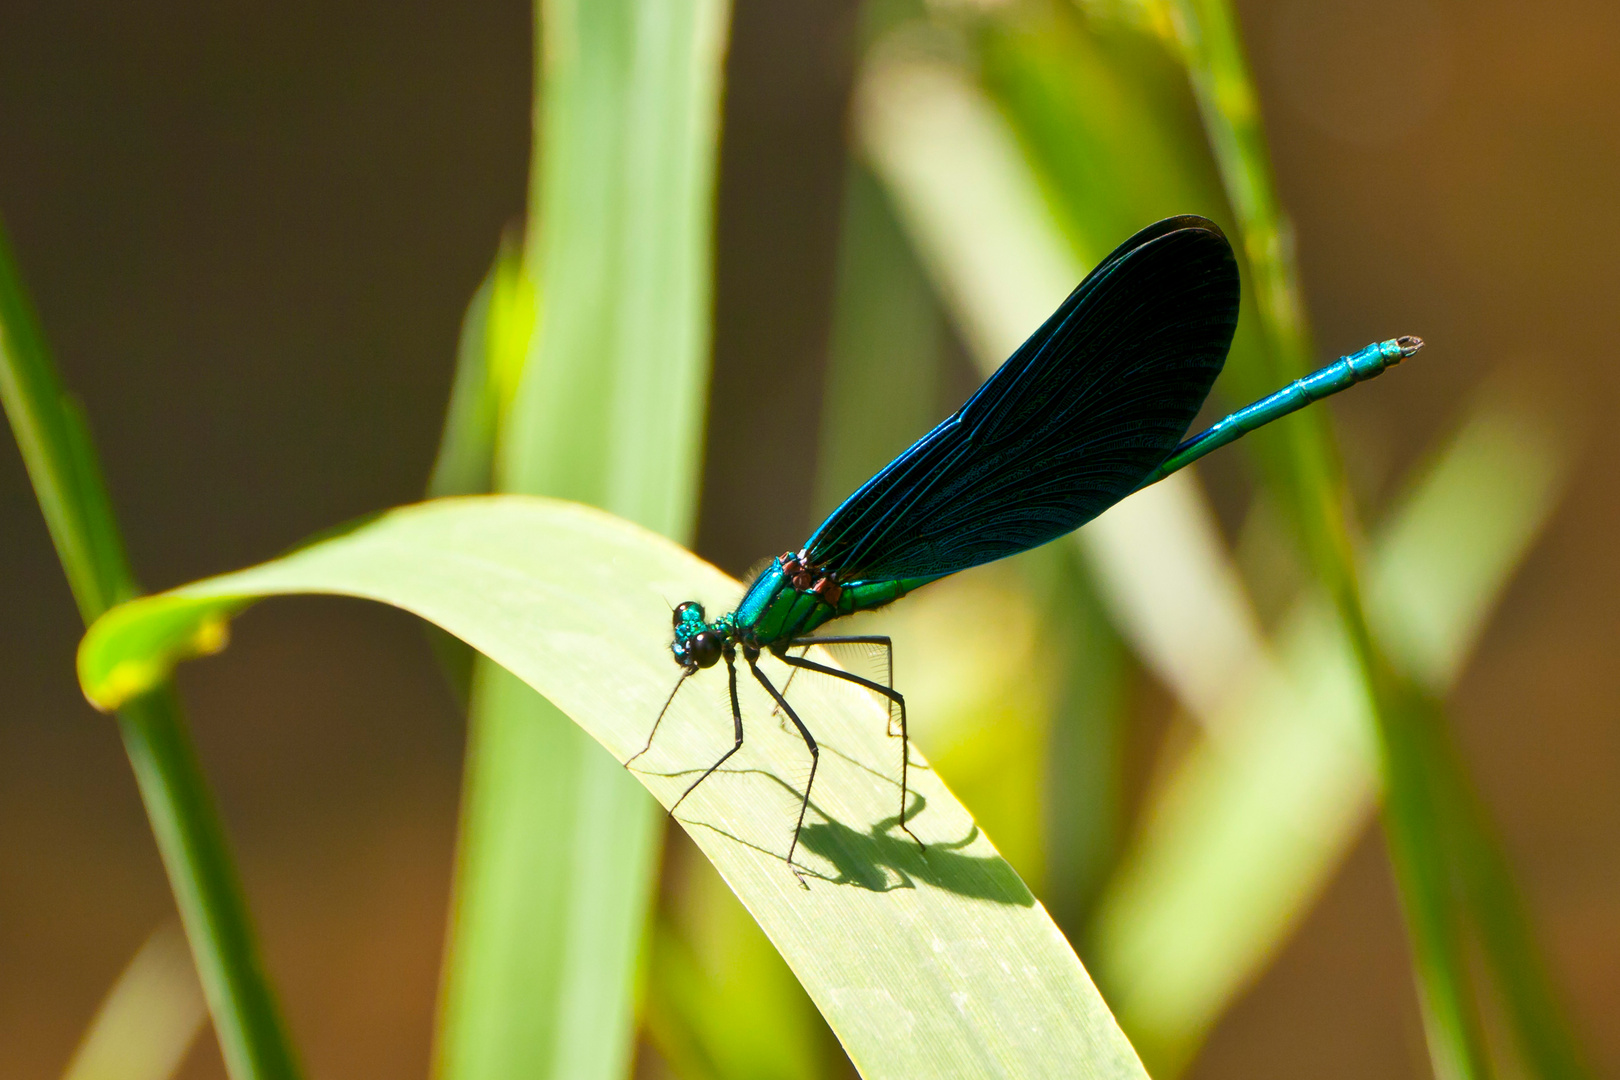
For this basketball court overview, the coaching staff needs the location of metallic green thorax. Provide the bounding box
[672,559,940,663]
[737,562,942,644]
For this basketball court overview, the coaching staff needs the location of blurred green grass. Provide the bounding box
[0,0,1595,1078]
[0,220,303,1080]
[430,1,731,1078]
[839,1,1589,1077]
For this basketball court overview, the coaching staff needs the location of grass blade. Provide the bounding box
[645,855,836,1080]
[859,30,1588,1076]
[0,224,131,621]
[1155,3,1585,1075]
[815,157,1132,929]
[0,222,301,1080]
[434,1,731,1077]
[855,50,1266,735]
[1433,733,1593,1080]
[428,239,535,503]
[505,0,728,529]
[813,165,945,521]
[1091,397,1572,1072]
[61,923,207,1080]
[423,243,535,704]
[79,495,1155,1079]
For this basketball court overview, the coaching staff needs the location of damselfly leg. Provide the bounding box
[625,669,691,768]
[745,649,820,881]
[666,646,745,818]
[781,635,922,852]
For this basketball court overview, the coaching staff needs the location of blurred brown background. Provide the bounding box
[1,0,1615,1077]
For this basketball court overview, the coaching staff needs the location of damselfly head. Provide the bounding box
[670,601,723,670]
[673,600,704,629]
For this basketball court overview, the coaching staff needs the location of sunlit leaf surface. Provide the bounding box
[80,496,1150,1080]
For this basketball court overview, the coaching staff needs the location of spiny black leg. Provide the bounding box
[778,642,923,852]
[746,650,819,877]
[667,647,744,818]
[626,668,691,767]
[785,634,895,646]
[786,635,897,733]
[770,643,812,723]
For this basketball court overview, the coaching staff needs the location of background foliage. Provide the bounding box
[2,0,1616,1079]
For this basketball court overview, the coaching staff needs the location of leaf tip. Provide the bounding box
[85,656,164,711]
[77,598,237,711]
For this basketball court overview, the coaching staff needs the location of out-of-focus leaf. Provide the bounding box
[836,75,1137,929]
[859,36,1588,1079]
[424,243,536,702]
[80,495,1155,1080]
[1081,476,1270,728]
[62,923,207,1080]
[645,854,832,1080]
[1366,403,1566,691]
[1154,1,1578,1074]
[855,49,1267,729]
[857,45,1083,360]
[428,241,534,502]
[1091,396,1571,1073]
[977,7,1218,255]
[433,1,732,1077]
[1029,542,1131,931]
[814,165,945,521]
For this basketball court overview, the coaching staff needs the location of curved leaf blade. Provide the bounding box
[80,495,1148,1080]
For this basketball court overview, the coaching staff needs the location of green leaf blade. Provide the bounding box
[434,0,733,1073]
[80,494,1152,1079]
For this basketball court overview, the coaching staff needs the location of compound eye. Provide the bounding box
[689,630,723,669]
[673,601,703,629]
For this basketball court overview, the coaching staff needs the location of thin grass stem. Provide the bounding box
[1160,2,1586,1076]
[0,220,302,1080]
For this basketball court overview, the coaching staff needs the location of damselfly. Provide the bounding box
[629,216,1420,871]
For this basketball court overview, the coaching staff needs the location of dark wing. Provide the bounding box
[803,216,1238,581]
